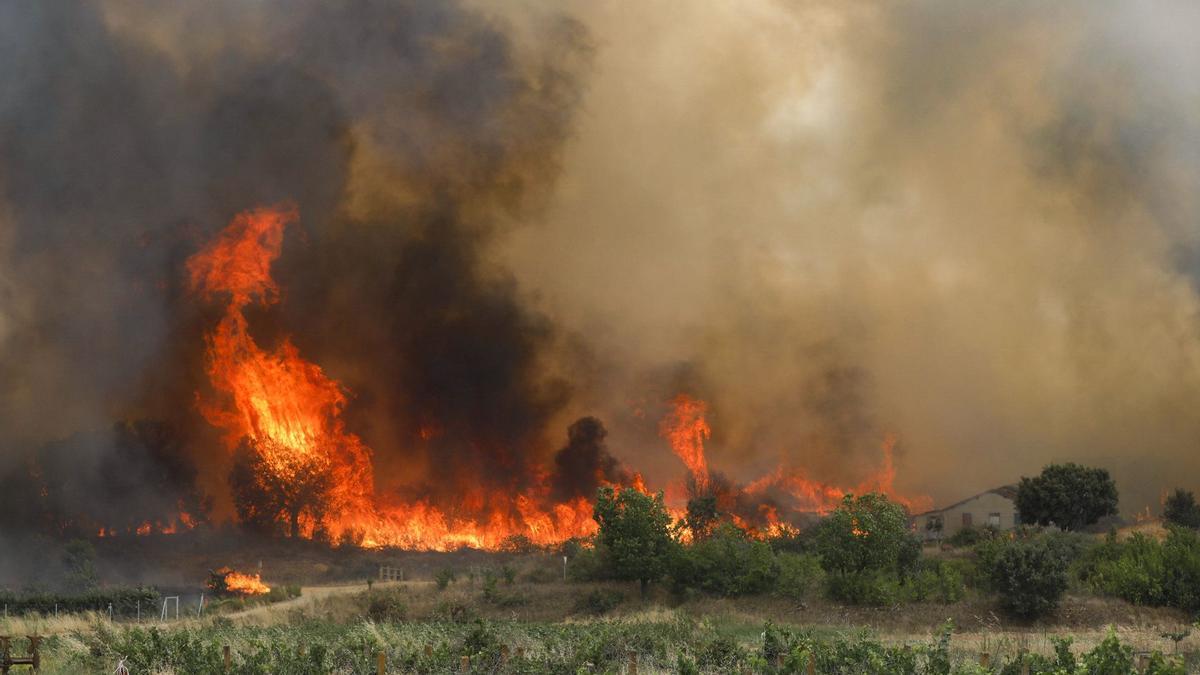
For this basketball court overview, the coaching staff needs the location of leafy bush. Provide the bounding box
[903,558,966,604]
[366,589,406,622]
[945,525,1001,548]
[573,588,624,615]
[669,523,778,596]
[775,552,824,600]
[0,586,159,617]
[433,567,456,591]
[1163,489,1200,529]
[1086,526,1200,612]
[985,537,1069,619]
[825,570,901,606]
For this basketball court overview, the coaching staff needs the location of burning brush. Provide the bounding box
[207,567,271,597]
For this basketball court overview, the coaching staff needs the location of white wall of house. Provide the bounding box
[915,491,1017,540]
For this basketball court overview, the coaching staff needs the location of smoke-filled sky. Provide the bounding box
[1,0,1198,526]
[504,0,1200,511]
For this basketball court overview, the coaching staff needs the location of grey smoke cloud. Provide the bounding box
[503,0,1200,512]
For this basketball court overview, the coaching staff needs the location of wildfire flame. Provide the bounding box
[182,205,930,550]
[660,394,712,490]
[211,567,270,596]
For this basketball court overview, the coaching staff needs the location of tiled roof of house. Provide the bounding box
[912,484,1018,517]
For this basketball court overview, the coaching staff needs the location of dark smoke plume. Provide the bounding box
[549,416,629,503]
[0,0,591,535]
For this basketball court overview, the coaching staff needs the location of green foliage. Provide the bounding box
[669,523,778,596]
[500,564,516,585]
[902,559,966,604]
[366,589,406,622]
[433,567,456,591]
[685,494,719,541]
[573,588,625,615]
[985,537,1069,619]
[1085,526,1200,612]
[812,493,920,606]
[814,493,920,576]
[566,544,606,581]
[1015,463,1119,531]
[593,486,676,596]
[37,615,1188,675]
[945,525,1001,548]
[775,552,824,600]
[0,586,158,617]
[1163,489,1200,529]
[62,539,99,593]
[825,570,901,606]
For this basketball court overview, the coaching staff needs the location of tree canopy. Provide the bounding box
[1015,463,1118,531]
[593,486,675,596]
[813,493,918,576]
[1163,489,1200,529]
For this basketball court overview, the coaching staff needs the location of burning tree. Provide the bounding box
[230,438,332,539]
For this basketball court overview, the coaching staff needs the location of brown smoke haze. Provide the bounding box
[503,0,1200,512]
[0,0,1197,540]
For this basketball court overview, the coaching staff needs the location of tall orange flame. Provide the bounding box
[660,394,712,490]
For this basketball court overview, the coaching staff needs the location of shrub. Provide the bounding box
[566,544,606,582]
[985,538,1069,619]
[1085,527,1200,612]
[903,558,966,604]
[669,523,778,596]
[433,568,456,591]
[1163,489,1200,529]
[573,588,624,615]
[825,570,900,606]
[366,590,406,622]
[945,525,1000,548]
[775,552,823,600]
[813,493,919,580]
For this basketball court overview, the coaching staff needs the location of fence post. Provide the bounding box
[807,652,816,675]
[223,645,231,672]
[459,655,469,673]
[500,645,509,666]
[979,651,990,667]
[377,651,386,675]
[424,645,432,658]
[628,650,638,675]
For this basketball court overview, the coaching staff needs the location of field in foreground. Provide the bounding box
[4,579,1196,674]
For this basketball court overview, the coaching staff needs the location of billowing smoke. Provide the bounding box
[2,0,1199,544]
[549,417,629,503]
[0,0,590,535]
[505,0,1200,512]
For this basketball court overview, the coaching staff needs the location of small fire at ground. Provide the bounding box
[208,567,271,596]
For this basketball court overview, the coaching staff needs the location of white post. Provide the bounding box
[197,593,205,618]
[563,556,568,582]
[137,600,140,623]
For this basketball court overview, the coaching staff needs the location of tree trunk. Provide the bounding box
[290,509,301,538]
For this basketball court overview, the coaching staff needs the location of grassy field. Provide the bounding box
[3,575,1196,673]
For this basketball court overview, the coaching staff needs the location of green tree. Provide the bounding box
[1015,463,1118,531]
[593,486,675,597]
[986,537,1069,619]
[1163,489,1200,529]
[813,493,917,576]
[685,494,719,541]
[812,493,920,605]
[62,538,99,593]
